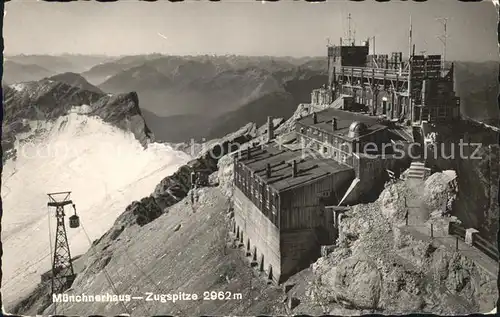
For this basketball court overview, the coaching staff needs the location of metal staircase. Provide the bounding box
[330,94,351,109]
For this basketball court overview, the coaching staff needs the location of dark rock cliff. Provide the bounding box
[2,79,154,162]
[87,91,153,147]
[424,120,499,243]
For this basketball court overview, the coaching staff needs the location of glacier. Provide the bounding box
[1,108,191,306]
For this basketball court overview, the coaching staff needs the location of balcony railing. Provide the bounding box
[340,66,410,80]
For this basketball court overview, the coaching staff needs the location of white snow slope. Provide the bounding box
[1,108,191,306]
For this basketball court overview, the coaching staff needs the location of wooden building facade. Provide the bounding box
[294,108,392,167]
[233,144,355,282]
[326,42,460,126]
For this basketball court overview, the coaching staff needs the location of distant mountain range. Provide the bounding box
[73,55,328,142]
[3,54,498,144]
[5,54,112,74]
[3,60,55,85]
[93,55,325,118]
[3,55,113,85]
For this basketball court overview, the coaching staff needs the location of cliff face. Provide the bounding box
[307,176,497,315]
[86,91,153,147]
[2,79,154,161]
[424,121,499,243]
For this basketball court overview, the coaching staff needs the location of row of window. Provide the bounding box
[421,106,458,120]
[299,136,352,165]
[234,162,279,226]
[298,124,346,146]
[298,128,354,152]
[235,173,274,211]
[300,121,389,151]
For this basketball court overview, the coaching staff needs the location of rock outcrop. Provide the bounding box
[317,256,382,310]
[88,91,153,147]
[309,175,496,315]
[379,170,459,223]
[2,79,154,162]
[422,171,458,219]
[424,122,499,244]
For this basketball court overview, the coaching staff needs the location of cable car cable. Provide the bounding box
[79,220,133,316]
[121,247,190,316]
[47,204,57,315]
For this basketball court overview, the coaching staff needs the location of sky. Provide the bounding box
[3,0,499,61]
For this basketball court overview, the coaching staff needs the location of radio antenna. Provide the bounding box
[348,13,352,45]
[436,17,450,67]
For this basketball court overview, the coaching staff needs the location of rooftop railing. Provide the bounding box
[340,66,410,79]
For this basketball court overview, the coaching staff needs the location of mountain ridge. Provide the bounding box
[2,77,154,162]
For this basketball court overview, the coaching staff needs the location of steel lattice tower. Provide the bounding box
[48,192,76,296]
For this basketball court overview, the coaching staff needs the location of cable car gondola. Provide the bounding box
[69,203,80,228]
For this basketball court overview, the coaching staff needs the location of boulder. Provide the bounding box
[379,185,405,221]
[422,170,458,218]
[321,256,382,310]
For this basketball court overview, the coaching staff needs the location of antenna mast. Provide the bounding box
[407,16,413,118]
[348,13,352,45]
[408,15,413,60]
[436,17,449,68]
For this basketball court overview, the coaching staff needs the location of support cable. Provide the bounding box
[47,204,57,315]
[121,247,190,316]
[79,221,133,316]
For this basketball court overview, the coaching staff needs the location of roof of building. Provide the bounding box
[237,143,353,193]
[349,121,368,134]
[296,108,387,140]
[387,126,414,143]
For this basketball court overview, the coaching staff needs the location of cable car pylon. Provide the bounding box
[47,191,80,296]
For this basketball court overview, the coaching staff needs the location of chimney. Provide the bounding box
[246,147,251,160]
[267,116,274,143]
[332,117,338,130]
[312,112,318,124]
[266,163,272,178]
[292,160,298,177]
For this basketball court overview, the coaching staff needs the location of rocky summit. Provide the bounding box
[2,78,153,162]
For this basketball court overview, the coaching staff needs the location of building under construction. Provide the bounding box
[233,17,464,283]
[314,33,459,126]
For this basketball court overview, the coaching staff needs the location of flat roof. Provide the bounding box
[296,108,387,140]
[387,127,414,143]
[237,143,353,193]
